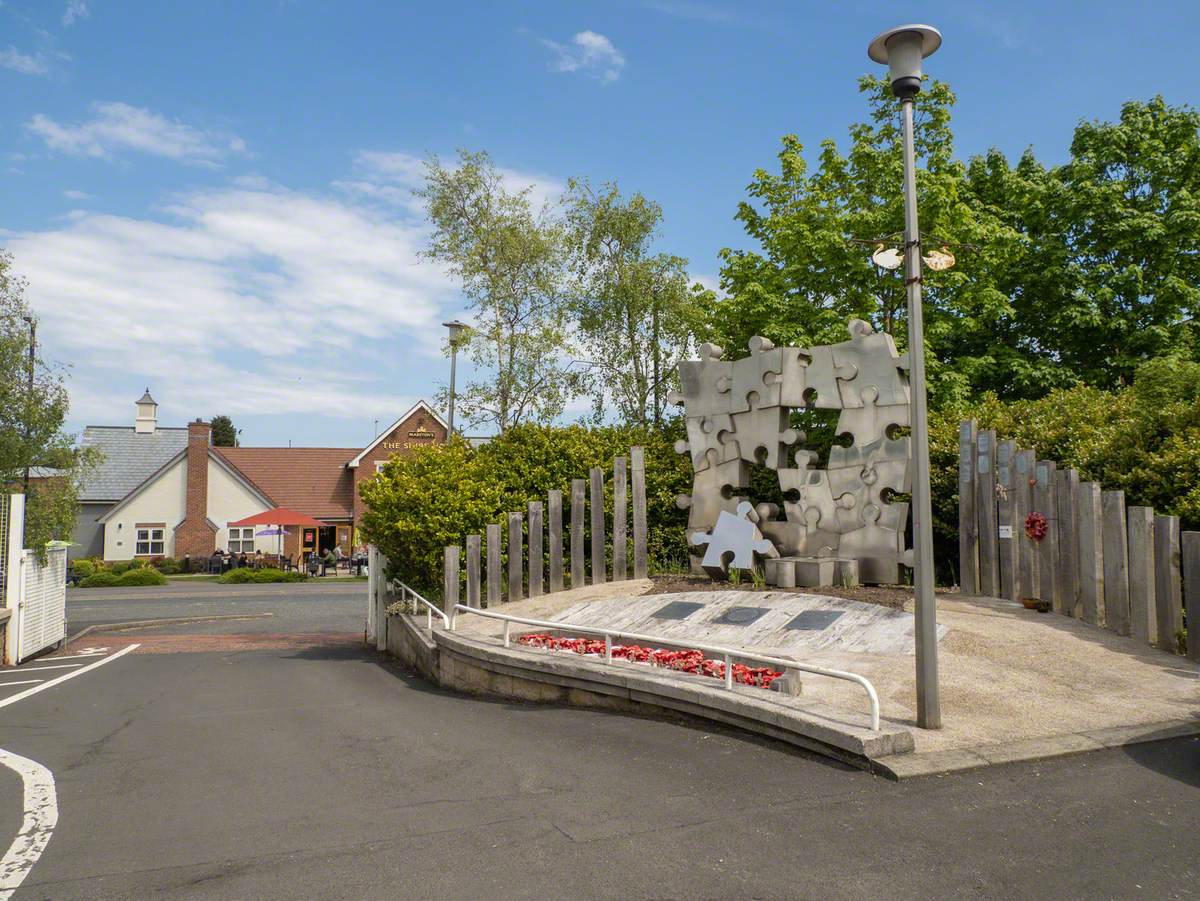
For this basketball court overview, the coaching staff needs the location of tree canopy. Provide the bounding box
[210,415,237,447]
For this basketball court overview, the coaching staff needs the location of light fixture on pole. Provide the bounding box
[21,315,35,496]
[868,23,943,730]
[443,320,468,437]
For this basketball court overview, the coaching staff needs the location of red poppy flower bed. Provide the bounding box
[516,633,784,689]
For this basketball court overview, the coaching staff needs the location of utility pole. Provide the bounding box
[22,315,35,496]
[868,23,944,729]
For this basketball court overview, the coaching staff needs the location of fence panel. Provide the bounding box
[958,421,978,594]
[976,429,998,597]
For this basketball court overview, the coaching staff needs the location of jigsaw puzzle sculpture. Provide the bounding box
[671,319,912,587]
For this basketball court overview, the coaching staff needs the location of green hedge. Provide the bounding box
[79,567,168,588]
[360,425,693,596]
[217,567,307,584]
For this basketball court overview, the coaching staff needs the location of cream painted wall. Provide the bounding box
[102,457,186,560]
[208,459,270,552]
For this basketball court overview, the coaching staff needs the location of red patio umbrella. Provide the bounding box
[228,508,325,563]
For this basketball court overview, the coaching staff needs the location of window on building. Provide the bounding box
[135,524,165,556]
[228,526,255,553]
[375,461,386,474]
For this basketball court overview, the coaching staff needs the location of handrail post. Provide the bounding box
[503,619,511,648]
[724,653,733,690]
[604,633,612,664]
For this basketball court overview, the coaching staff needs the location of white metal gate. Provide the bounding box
[16,547,67,662]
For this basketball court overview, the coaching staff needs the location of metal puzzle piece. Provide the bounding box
[688,501,779,579]
[674,413,738,472]
[726,406,801,469]
[728,336,785,414]
[830,319,910,409]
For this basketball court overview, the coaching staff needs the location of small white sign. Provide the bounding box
[998,525,1014,539]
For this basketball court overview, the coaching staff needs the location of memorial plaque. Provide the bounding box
[651,601,707,620]
[785,610,844,631]
[713,606,770,626]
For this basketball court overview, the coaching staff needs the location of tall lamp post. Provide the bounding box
[868,24,943,730]
[443,320,468,437]
[21,315,35,496]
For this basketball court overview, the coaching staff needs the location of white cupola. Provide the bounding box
[135,388,158,434]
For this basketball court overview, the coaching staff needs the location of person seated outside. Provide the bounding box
[254,549,264,569]
[333,544,345,571]
[321,548,337,576]
[237,552,248,569]
[209,548,223,574]
[306,553,320,577]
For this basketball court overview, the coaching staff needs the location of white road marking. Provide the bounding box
[0,749,57,900]
[0,682,43,688]
[32,652,107,661]
[0,644,139,711]
[7,665,82,674]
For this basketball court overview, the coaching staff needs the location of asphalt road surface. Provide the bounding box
[0,582,1196,900]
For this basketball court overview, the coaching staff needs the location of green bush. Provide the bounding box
[108,560,146,575]
[116,567,168,586]
[71,559,95,579]
[78,570,119,587]
[217,567,307,584]
[153,557,182,575]
[360,425,693,596]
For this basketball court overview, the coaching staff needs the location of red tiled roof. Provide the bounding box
[213,447,360,520]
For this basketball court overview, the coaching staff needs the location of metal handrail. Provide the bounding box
[449,604,881,731]
[391,580,450,630]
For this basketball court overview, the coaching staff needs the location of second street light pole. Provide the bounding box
[22,315,35,497]
[443,320,467,437]
[869,24,943,729]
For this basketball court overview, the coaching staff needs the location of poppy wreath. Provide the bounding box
[517,633,784,689]
[1024,511,1048,542]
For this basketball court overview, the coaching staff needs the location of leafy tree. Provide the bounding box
[210,414,237,447]
[0,250,99,553]
[417,150,583,432]
[563,179,706,426]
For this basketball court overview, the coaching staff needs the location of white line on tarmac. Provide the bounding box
[31,652,107,661]
[7,665,82,674]
[0,644,139,711]
[0,748,57,900]
[0,682,43,688]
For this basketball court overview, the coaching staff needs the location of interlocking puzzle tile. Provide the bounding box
[726,406,801,470]
[677,458,749,538]
[728,336,784,414]
[802,345,857,409]
[669,342,732,418]
[831,385,911,452]
[674,413,738,472]
[688,501,779,579]
[830,319,910,409]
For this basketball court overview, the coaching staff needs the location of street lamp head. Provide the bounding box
[443,319,469,344]
[867,24,941,100]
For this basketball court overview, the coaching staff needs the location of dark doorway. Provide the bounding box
[318,525,336,554]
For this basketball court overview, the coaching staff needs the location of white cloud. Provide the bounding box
[340,150,565,214]
[0,46,50,76]
[62,1,89,26]
[27,102,247,166]
[540,30,625,84]
[62,189,92,200]
[5,178,456,422]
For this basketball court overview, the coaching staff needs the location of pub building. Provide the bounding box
[75,395,446,565]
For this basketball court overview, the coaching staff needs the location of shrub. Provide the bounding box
[153,557,182,575]
[359,425,692,596]
[78,570,120,587]
[108,560,147,575]
[217,567,306,584]
[116,567,168,586]
[71,559,95,580]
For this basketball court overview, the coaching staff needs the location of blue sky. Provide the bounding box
[3,0,1198,447]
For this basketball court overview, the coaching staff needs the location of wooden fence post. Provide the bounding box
[1055,468,1080,617]
[958,420,979,594]
[1035,460,1059,606]
[570,479,586,588]
[1126,506,1155,645]
[508,512,523,603]
[996,439,1018,601]
[528,501,544,597]
[613,456,628,581]
[443,545,460,615]
[466,534,481,609]
[486,523,502,607]
[1101,491,1130,635]
[631,446,648,579]
[1153,515,1183,654]
[976,429,998,597]
[589,467,606,585]
[1016,449,1038,600]
[548,490,563,593]
[1076,481,1105,626]
[1182,531,1200,662]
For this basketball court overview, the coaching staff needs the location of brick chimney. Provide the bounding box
[174,419,216,557]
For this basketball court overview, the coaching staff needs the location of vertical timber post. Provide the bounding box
[466,534,481,609]
[1035,460,1058,606]
[443,545,460,616]
[631,446,648,579]
[570,479,586,588]
[613,456,628,581]
[958,420,978,594]
[1182,532,1200,662]
[528,501,544,598]
[1101,490,1130,635]
[1015,449,1037,600]
[1153,515,1183,654]
[1076,481,1105,626]
[589,467,606,586]
[486,523,502,607]
[1056,469,1081,617]
[508,512,523,603]
[996,439,1018,601]
[548,490,563,593]
[976,429,998,597]
[1126,506,1155,645]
